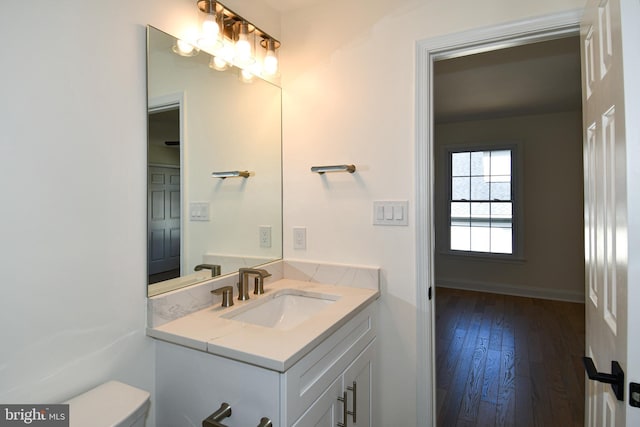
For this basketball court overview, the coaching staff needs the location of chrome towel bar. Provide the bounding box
[310,164,356,174]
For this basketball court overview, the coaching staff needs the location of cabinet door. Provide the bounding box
[343,339,375,427]
[292,377,343,427]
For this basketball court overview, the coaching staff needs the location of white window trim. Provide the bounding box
[440,141,525,260]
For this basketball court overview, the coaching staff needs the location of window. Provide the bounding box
[447,146,519,256]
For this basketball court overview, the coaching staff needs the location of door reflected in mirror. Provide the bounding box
[147,26,282,296]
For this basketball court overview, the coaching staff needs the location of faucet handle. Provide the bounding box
[256,268,272,278]
[211,286,234,307]
[254,277,265,295]
[195,264,222,277]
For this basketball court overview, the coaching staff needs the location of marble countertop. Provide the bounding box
[147,278,379,372]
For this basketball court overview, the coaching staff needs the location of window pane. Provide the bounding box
[471,151,484,176]
[451,226,470,251]
[491,202,512,219]
[452,177,470,200]
[471,202,490,226]
[470,176,489,200]
[490,182,511,200]
[452,152,470,176]
[451,202,470,221]
[491,227,513,253]
[470,227,490,252]
[490,150,511,176]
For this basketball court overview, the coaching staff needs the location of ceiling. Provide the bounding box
[263,0,321,13]
[433,36,582,123]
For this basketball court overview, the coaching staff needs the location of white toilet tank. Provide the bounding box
[65,380,150,427]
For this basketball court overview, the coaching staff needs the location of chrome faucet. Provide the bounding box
[237,268,272,300]
[194,264,222,277]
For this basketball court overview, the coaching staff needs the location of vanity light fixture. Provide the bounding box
[195,0,280,79]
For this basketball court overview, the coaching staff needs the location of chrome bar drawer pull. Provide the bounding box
[347,381,357,422]
[337,391,348,427]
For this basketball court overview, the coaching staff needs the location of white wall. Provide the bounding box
[280,0,585,425]
[434,111,585,302]
[0,1,279,425]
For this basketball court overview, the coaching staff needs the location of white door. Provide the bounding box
[581,0,640,425]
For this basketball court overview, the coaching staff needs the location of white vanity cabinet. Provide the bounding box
[292,339,375,426]
[154,302,377,427]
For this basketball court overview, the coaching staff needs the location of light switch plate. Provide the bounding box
[373,201,409,226]
[189,202,210,221]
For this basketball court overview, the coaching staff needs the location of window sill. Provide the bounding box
[438,250,526,264]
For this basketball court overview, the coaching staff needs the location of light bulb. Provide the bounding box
[260,38,279,77]
[233,21,255,67]
[236,38,251,61]
[263,50,278,76]
[198,14,223,51]
[217,40,234,62]
[209,55,228,71]
[172,39,198,56]
[240,68,254,83]
[202,15,219,38]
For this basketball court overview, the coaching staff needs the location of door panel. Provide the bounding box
[344,341,375,427]
[148,166,181,275]
[581,0,627,425]
[292,377,343,427]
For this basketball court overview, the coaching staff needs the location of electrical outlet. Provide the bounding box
[293,227,307,250]
[259,226,272,248]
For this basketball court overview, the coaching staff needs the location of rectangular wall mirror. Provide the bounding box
[147,26,283,296]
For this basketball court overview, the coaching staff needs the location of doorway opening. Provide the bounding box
[414,10,585,426]
[148,106,181,285]
[432,34,586,425]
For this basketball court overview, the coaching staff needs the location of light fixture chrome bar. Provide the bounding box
[196,0,280,49]
[311,164,356,174]
[211,170,250,178]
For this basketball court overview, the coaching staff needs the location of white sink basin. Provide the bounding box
[224,290,338,330]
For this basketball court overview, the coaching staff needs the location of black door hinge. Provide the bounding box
[428,286,432,300]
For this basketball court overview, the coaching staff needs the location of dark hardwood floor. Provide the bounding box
[435,287,585,427]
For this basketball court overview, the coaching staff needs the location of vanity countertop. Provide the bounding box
[147,278,379,372]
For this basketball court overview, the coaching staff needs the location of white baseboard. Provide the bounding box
[436,278,585,303]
